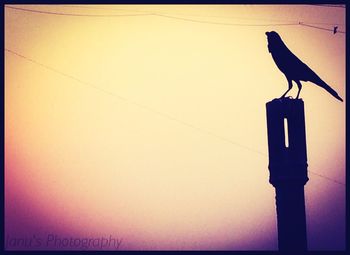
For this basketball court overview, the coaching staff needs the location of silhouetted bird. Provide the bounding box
[265,31,343,102]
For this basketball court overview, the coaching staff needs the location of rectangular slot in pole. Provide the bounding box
[284,118,289,148]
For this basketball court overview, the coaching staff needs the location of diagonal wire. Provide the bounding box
[55,4,347,25]
[309,171,346,186]
[60,4,299,23]
[5,5,152,17]
[299,22,345,34]
[6,5,345,35]
[5,5,299,26]
[5,48,345,186]
[153,13,299,27]
[4,49,128,101]
[308,4,346,8]
[4,48,266,157]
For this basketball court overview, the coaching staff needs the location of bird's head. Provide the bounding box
[265,31,282,41]
[265,31,283,52]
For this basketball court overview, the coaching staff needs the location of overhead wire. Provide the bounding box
[5,5,297,26]
[5,5,345,34]
[309,171,346,186]
[299,22,345,34]
[309,4,346,8]
[60,4,308,23]
[58,5,347,28]
[4,48,266,157]
[4,48,345,186]
[5,6,152,17]
[4,49,128,101]
[153,13,299,27]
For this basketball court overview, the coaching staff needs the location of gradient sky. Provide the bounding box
[5,4,345,250]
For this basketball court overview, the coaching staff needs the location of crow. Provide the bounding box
[265,31,343,102]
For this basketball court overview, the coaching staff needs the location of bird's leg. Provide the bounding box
[280,79,293,99]
[295,80,302,99]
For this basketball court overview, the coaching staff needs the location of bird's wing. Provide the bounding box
[283,49,322,82]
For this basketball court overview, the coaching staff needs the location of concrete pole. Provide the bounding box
[266,98,309,251]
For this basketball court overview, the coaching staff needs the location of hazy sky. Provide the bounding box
[5,4,345,250]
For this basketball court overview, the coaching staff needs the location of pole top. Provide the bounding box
[266,97,304,109]
[266,97,308,186]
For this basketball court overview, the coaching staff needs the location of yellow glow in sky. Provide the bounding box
[5,4,345,250]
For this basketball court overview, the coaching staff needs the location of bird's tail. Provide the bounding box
[316,79,343,102]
